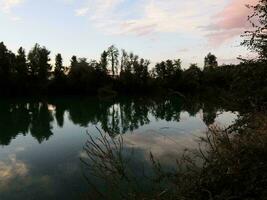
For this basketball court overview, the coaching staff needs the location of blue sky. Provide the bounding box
[0,0,256,68]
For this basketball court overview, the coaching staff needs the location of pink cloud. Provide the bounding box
[119,22,157,36]
[215,0,257,30]
[207,0,258,46]
[207,29,242,46]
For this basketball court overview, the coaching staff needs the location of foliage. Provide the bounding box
[81,112,267,200]
[242,0,267,62]
[204,53,218,69]
[0,41,266,102]
[0,0,266,98]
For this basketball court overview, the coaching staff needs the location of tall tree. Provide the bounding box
[129,52,138,73]
[70,55,78,69]
[15,47,28,76]
[155,61,166,80]
[173,59,182,72]
[120,49,128,73]
[28,43,51,81]
[0,42,15,77]
[182,63,202,91]
[107,45,119,76]
[166,60,174,77]
[100,51,108,73]
[133,58,150,80]
[39,47,51,81]
[0,42,9,77]
[204,53,218,68]
[55,53,64,79]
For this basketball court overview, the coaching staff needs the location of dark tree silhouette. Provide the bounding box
[107,45,119,76]
[55,53,64,79]
[204,53,218,69]
[28,43,51,83]
[15,47,28,77]
[29,102,54,143]
[70,55,78,69]
[0,39,265,100]
[0,2,267,100]
[120,49,128,73]
[181,64,202,92]
[100,50,108,73]
[0,42,15,78]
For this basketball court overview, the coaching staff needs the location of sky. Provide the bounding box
[0,0,258,68]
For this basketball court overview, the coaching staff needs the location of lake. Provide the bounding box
[0,96,238,200]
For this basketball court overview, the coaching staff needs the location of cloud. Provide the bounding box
[75,0,123,17]
[205,0,258,46]
[0,0,23,13]
[122,129,201,165]
[75,7,89,16]
[0,154,29,189]
[0,0,24,21]
[206,29,243,46]
[74,0,259,48]
[75,0,226,37]
[178,48,189,53]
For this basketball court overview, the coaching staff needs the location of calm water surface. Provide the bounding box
[0,97,238,200]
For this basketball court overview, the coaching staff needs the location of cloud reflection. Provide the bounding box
[122,129,202,166]
[0,154,28,190]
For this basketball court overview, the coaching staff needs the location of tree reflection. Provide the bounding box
[0,100,30,145]
[29,102,54,143]
[0,96,236,145]
[0,100,54,145]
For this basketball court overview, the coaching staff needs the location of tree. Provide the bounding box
[166,60,174,77]
[242,0,267,61]
[0,42,15,78]
[55,53,64,79]
[154,59,181,81]
[0,42,9,77]
[69,57,89,76]
[132,58,149,81]
[120,49,129,73]
[70,55,78,69]
[68,57,98,93]
[182,64,202,92]
[139,58,150,79]
[28,43,51,82]
[107,45,119,76]
[100,51,108,73]
[15,47,29,92]
[155,61,166,79]
[15,47,28,76]
[0,42,16,94]
[204,53,218,68]
[173,59,182,72]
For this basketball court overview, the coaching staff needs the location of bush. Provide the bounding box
[81,113,267,200]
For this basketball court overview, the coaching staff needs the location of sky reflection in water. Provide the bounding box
[0,97,238,200]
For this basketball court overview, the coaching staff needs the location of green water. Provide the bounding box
[0,96,238,200]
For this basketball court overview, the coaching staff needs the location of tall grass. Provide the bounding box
[81,113,267,200]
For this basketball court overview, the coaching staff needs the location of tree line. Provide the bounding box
[0,0,266,102]
[0,42,217,93]
[0,95,237,145]
[0,41,265,102]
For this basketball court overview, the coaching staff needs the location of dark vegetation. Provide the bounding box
[78,1,267,199]
[0,1,266,103]
[1,93,263,199]
[0,94,232,146]
[82,111,267,200]
[0,0,267,199]
[1,41,266,102]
